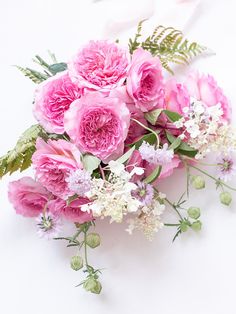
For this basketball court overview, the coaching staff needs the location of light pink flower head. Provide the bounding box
[8,176,50,217]
[48,197,93,223]
[32,138,82,199]
[68,40,130,92]
[186,71,231,121]
[64,92,130,163]
[164,78,190,114]
[33,71,82,134]
[127,48,164,112]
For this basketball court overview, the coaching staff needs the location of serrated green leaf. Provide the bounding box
[144,166,162,184]
[144,109,163,125]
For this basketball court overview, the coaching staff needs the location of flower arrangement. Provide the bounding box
[2,21,236,294]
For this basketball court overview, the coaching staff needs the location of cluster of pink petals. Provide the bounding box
[34,71,82,134]
[32,138,83,199]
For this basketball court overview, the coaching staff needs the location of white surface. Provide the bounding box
[0,0,236,313]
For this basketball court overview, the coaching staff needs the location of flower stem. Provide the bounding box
[131,118,160,147]
[164,197,183,220]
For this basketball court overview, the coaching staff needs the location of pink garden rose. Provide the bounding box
[164,78,190,114]
[48,198,93,223]
[68,40,130,92]
[34,71,82,134]
[186,71,231,121]
[32,138,82,199]
[8,177,50,217]
[127,48,164,112]
[64,92,130,163]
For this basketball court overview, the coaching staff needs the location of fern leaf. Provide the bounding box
[0,125,48,178]
[15,66,48,84]
[129,21,207,74]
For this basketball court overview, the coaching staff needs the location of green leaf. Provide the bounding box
[116,146,135,164]
[166,131,198,157]
[144,108,163,125]
[144,166,162,184]
[66,194,78,206]
[15,66,49,84]
[168,137,182,150]
[164,110,182,122]
[48,62,67,75]
[132,133,157,150]
[82,155,101,173]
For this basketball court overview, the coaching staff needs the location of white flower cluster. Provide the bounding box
[174,98,235,159]
[139,142,174,165]
[80,161,143,223]
[126,194,166,240]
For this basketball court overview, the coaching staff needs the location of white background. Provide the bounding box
[0,0,236,313]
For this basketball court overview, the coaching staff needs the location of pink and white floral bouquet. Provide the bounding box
[2,22,236,294]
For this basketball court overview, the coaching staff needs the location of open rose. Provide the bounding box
[68,40,130,92]
[8,177,51,217]
[64,92,130,163]
[186,71,231,121]
[33,71,82,134]
[127,48,164,112]
[32,139,82,199]
[48,198,93,223]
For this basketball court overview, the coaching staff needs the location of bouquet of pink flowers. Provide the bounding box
[2,22,235,294]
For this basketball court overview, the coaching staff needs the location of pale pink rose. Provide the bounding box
[32,138,82,199]
[64,92,130,163]
[186,71,231,121]
[33,71,82,134]
[8,177,50,217]
[68,40,130,92]
[48,198,93,223]
[127,48,164,112]
[164,78,190,114]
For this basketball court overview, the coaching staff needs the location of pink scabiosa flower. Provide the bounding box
[32,138,83,199]
[64,92,130,163]
[33,71,82,134]
[66,169,91,196]
[8,176,50,217]
[132,181,154,206]
[48,198,93,223]
[185,71,231,121]
[164,78,190,114]
[216,154,236,182]
[139,142,174,165]
[36,212,62,240]
[127,47,164,112]
[68,40,130,92]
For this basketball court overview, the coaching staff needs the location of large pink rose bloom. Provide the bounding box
[8,177,50,217]
[34,71,82,134]
[186,71,231,121]
[64,92,130,163]
[68,40,130,92]
[164,78,190,114]
[127,48,164,112]
[48,198,93,223]
[32,138,82,199]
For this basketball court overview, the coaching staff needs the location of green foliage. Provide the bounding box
[16,52,67,84]
[0,124,48,178]
[166,131,198,158]
[129,21,206,74]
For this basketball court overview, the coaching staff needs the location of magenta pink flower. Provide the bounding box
[48,197,93,223]
[33,71,82,134]
[68,40,130,92]
[64,92,130,163]
[186,71,231,121]
[32,138,83,199]
[8,177,51,217]
[127,48,164,112]
[164,78,190,114]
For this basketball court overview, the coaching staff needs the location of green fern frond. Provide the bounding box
[0,125,48,178]
[129,22,207,74]
[15,66,49,84]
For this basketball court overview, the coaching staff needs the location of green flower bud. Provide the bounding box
[70,255,83,271]
[191,220,202,231]
[191,175,205,189]
[86,233,101,248]
[220,191,232,206]
[187,206,201,220]
[180,221,188,232]
[83,278,102,294]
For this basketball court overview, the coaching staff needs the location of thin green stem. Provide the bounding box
[164,223,180,227]
[84,231,89,266]
[189,164,236,192]
[165,198,183,220]
[131,118,160,147]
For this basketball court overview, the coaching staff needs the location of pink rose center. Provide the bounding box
[79,108,121,152]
